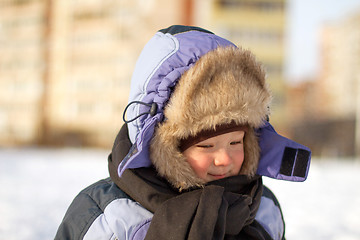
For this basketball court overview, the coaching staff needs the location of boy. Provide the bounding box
[55,25,311,240]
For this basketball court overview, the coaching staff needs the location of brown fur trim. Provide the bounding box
[240,128,260,176]
[150,46,271,190]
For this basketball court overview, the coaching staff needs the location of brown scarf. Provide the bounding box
[108,124,268,240]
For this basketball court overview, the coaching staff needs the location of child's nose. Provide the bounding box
[214,149,232,166]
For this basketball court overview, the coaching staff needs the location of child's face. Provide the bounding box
[183,131,245,182]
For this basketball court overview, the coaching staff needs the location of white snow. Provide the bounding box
[263,159,360,240]
[0,148,359,240]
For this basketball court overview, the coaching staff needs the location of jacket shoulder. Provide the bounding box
[55,178,131,239]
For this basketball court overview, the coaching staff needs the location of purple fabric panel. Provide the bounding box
[138,69,183,123]
[137,31,234,125]
[118,115,159,175]
[126,32,179,143]
[130,219,152,240]
[256,122,311,181]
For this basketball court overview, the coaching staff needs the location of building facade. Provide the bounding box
[0,0,184,147]
[0,0,288,147]
[286,11,360,157]
[319,13,360,120]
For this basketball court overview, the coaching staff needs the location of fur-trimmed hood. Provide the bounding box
[150,46,271,189]
[118,25,312,191]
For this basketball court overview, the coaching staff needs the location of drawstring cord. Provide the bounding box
[123,101,158,123]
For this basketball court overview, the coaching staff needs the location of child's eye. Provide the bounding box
[196,144,213,148]
[230,140,243,145]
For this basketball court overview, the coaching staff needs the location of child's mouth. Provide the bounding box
[208,173,227,180]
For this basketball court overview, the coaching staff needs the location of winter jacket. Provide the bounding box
[55,179,284,240]
[56,125,286,240]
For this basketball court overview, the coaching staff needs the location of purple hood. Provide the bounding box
[120,26,311,182]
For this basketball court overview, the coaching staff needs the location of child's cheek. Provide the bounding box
[187,155,213,180]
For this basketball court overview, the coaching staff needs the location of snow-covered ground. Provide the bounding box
[0,148,359,240]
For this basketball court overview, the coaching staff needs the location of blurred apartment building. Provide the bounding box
[287,11,360,157]
[0,0,287,148]
[0,0,185,147]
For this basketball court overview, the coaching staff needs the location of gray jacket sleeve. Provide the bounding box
[55,178,129,240]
